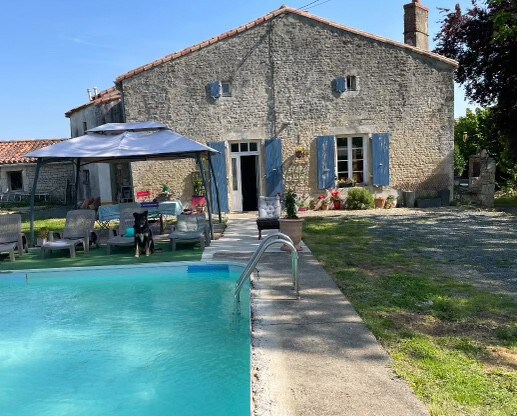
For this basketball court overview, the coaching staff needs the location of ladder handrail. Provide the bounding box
[234,232,292,291]
[234,232,300,305]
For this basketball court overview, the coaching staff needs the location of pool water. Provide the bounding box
[0,264,250,416]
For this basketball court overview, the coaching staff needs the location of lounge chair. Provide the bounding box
[169,214,207,251]
[256,196,281,239]
[0,214,25,258]
[106,208,140,254]
[41,209,96,258]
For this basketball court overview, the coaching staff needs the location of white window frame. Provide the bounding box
[335,135,368,185]
[346,76,357,91]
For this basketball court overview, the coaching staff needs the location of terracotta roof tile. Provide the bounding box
[65,87,121,118]
[0,139,67,165]
[115,6,457,84]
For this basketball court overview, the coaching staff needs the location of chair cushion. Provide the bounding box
[258,196,281,219]
[125,227,135,237]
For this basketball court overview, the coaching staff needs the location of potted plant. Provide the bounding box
[330,190,342,210]
[294,147,309,159]
[337,178,355,188]
[279,190,304,251]
[317,195,328,210]
[384,195,397,209]
[37,227,49,247]
[192,173,206,208]
[374,196,386,209]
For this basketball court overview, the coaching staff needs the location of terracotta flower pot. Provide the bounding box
[279,218,304,251]
[374,197,386,209]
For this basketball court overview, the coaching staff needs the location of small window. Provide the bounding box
[9,171,23,191]
[240,143,248,152]
[249,142,258,152]
[347,76,357,91]
[221,82,232,97]
[231,143,239,153]
[82,121,88,133]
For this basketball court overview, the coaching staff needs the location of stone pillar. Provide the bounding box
[469,150,496,208]
[404,0,429,51]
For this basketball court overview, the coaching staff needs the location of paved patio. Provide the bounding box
[204,215,428,416]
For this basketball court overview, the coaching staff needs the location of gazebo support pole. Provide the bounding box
[74,158,81,208]
[196,154,213,240]
[29,158,43,247]
[207,153,222,223]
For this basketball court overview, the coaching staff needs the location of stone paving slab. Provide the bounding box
[207,216,429,416]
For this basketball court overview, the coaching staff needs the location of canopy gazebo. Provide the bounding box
[25,122,223,245]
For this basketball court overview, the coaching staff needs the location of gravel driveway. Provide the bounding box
[349,208,517,297]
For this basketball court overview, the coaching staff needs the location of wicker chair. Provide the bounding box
[169,214,206,251]
[256,196,281,239]
[0,213,25,259]
[41,209,96,258]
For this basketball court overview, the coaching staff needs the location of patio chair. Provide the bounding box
[256,196,281,239]
[41,209,96,258]
[106,208,141,254]
[0,214,25,258]
[169,213,206,251]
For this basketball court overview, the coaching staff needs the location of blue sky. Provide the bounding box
[0,0,475,140]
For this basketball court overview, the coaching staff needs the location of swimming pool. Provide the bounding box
[0,263,250,416]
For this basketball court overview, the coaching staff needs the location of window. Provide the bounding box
[8,171,23,191]
[230,142,259,153]
[82,121,88,134]
[221,82,232,97]
[346,76,357,91]
[336,136,366,183]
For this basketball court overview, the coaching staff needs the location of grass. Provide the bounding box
[494,195,517,207]
[303,217,517,416]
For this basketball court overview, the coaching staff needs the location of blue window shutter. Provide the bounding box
[317,136,336,189]
[207,141,229,212]
[209,81,222,100]
[265,138,284,197]
[372,133,390,186]
[332,77,347,93]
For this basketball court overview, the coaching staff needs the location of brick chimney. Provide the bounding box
[404,0,429,51]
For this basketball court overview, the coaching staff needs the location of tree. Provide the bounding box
[434,0,517,158]
[453,107,500,176]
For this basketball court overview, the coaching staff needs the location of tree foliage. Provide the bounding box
[434,0,517,158]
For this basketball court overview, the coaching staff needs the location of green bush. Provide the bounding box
[345,188,374,210]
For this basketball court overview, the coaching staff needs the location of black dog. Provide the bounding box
[133,211,154,257]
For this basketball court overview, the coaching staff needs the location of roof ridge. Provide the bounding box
[115,6,457,83]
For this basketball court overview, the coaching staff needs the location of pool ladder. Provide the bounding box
[234,232,300,311]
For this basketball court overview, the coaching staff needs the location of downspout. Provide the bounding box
[196,153,213,240]
[29,158,43,246]
[207,153,222,223]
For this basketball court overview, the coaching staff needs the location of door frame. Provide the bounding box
[229,141,261,212]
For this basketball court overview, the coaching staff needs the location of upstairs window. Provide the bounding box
[221,81,232,97]
[347,76,357,91]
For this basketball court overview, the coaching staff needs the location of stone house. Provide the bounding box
[0,140,74,203]
[68,0,457,211]
[65,87,126,204]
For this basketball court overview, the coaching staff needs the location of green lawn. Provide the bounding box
[303,217,517,416]
[494,195,517,207]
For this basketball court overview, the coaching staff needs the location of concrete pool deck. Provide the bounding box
[202,216,429,416]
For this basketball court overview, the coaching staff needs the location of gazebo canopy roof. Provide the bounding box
[25,123,217,164]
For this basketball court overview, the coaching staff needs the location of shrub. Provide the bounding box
[345,188,374,210]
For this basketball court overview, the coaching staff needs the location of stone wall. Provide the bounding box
[121,13,455,208]
[0,162,75,203]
